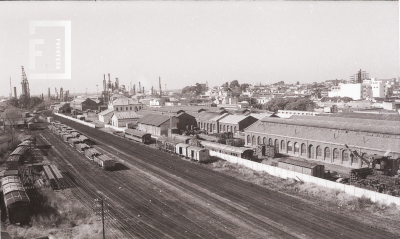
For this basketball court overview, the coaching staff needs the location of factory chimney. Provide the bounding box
[139,82,141,93]
[133,84,135,95]
[9,77,12,99]
[159,76,162,97]
[14,87,17,98]
[142,87,144,94]
[103,74,106,91]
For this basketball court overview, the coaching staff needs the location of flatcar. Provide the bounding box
[93,154,115,170]
[84,148,101,160]
[2,176,30,224]
[75,143,90,152]
[277,158,325,178]
[200,141,254,159]
[124,129,152,144]
[43,165,59,189]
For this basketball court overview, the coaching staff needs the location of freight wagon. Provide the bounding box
[200,141,254,159]
[84,148,101,160]
[186,146,210,162]
[93,154,116,170]
[175,143,190,157]
[62,134,73,142]
[277,158,325,178]
[68,137,82,147]
[75,143,90,153]
[124,129,152,144]
[2,176,30,224]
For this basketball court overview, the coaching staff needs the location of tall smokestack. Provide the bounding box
[103,74,106,91]
[9,77,12,99]
[133,84,135,95]
[159,76,162,97]
[142,87,144,94]
[14,87,17,98]
[139,82,141,93]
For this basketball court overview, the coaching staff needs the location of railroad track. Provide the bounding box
[44,113,397,238]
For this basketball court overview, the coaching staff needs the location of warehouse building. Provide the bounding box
[244,116,400,169]
[219,115,258,134]
[111,111,141,128]
[98,108,115,123]
[137,113,178,136]
[70,98,98,111]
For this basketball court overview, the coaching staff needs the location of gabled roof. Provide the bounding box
[138,113,172,126]
[209,113,229,122]
[195,112,220,121]
[219,115,256,124]
[98,108,115,116]
[112,98,140,106]
[245,120,400,154]
[112,111,140,119]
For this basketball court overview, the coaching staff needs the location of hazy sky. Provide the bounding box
[0,2,398,97]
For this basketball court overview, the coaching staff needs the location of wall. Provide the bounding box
[209,151,400,206]
[54,113,96,128]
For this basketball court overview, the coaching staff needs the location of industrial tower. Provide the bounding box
[20,66,30,98]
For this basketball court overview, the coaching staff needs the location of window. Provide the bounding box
[263,137,267,145]
[247,135,251,144]
[333,149,339,162]
[116,107,119,111]
[120,107,123,111]
[281,140,285,151]
[294,143,299,153]
[287,141,292,152]
[252,136,256,145]
[223,125,226,132]
[342,150,349,162]
[324,147,330,159]
[130,107,132,110]
[234,126,237,132]
[126,107,128,110]
[301,143,306,155]
[269,138,273,146]
[316,146,322,157]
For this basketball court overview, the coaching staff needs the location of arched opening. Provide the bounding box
[281,140,286,152]
[223,125,226,132]
[301,143,306,156]
[308,145,314,159]
[333,148,339,162]
[230,126,233,132]
[294,143,299,154]
[257,136,262,145]
[274,139,279,153]
[361,153,367,167]
[324,147,330,160]
[252,136,256,145]
[287,141,293,152]
[247,135,250,145]
[342,150,349,164]
[263,137,267,145]
[316,146,322,159]
[269,138,273,146]
[234,126,237,132]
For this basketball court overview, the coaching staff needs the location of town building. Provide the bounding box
[109,98,143,112]
[98,108,114,123]
[111,111,140,128]
[244,116,400,169]
[70,98,98,111]
[137,113,178,136]
[218,115,258,134]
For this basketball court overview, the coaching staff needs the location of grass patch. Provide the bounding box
[209,159,400,235]
[6,188,102,239]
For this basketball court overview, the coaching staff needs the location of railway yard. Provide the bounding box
[0,111,399,238]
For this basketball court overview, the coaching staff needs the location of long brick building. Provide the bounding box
[244,115,400,169]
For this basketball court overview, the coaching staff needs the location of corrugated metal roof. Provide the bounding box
[125,129,151,136]
[112,98,140,106]
[209,113,229,122]
[112,111,140,119]
[260,117,400,135]
[219,115,253,124]
[195,112,221,121]
[98,108,114,116]
[10,146,27,156]
[324,112,400,121]
[250,113,275,120]
[246,120,400,153]
[138,114,171,126]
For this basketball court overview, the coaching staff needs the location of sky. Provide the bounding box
[0,1,398,97]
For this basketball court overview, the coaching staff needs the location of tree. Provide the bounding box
[240,83,250,91]
[1,107,22,145]
[230,80,240,88]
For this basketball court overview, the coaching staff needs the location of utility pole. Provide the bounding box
[94,198,107,239]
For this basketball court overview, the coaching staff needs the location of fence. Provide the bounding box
[54,113,96,128]
[210,151,400,206]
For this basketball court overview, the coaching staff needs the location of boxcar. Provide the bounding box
[187,146,210,162]
[10,146,29,165]
[68,137,82,147]
[93,154,115,170]
[124,129,152,144]
[200,141,254,159]
[2,176,30,224]
[176,143,191,157]
[277,158,325,178]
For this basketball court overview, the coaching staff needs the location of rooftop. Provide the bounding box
[137,113,172,126]
[219,115,255,124]
[112,111,140,119]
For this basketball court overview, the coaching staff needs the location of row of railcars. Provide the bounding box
[2,175,30,223]
[124,129,152,144]
[278,158,325,178]
[48,122,115,170]
[200,141,254,159]
[156,138,211,162]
